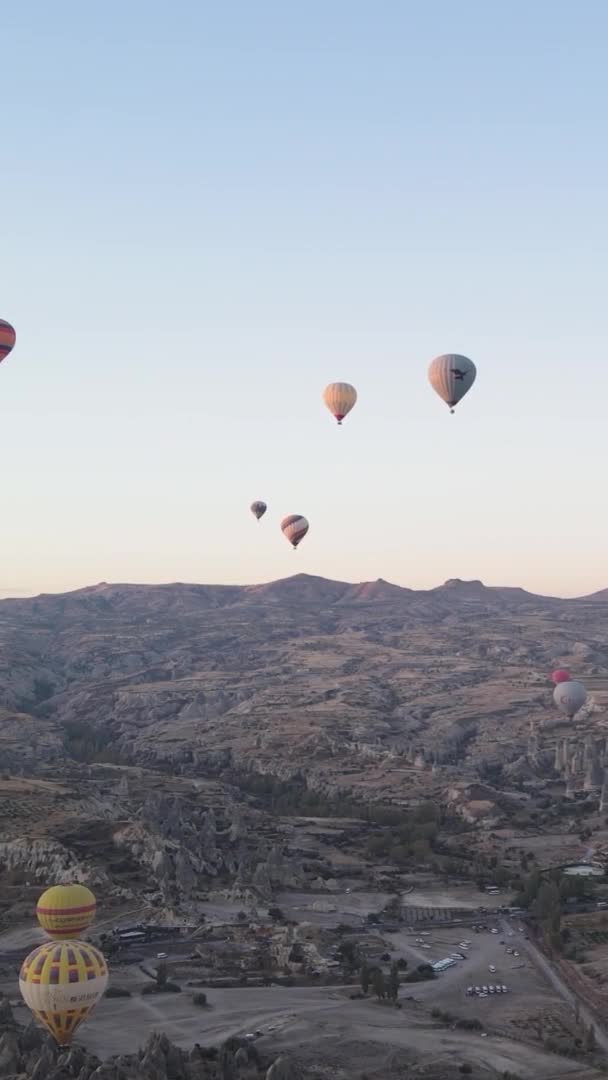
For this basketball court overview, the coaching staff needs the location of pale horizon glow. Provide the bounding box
[2,1,608,598]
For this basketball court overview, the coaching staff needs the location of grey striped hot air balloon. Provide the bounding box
[250,501,267,521]
[553,680,587,720]
[428,354,476,414]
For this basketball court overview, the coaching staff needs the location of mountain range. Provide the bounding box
[0,573,605,800]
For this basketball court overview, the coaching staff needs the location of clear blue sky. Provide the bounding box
[1,0,607,597]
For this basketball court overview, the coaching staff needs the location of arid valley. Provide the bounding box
[0,574,607,1077]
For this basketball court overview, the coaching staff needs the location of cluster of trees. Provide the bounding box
[514,868,602,956]
[62,719,129,765]
[515,867,595,911]
[229,770,362,816]
[233,769,445,867]
[363,802,441,866]
[359,959,401,1002]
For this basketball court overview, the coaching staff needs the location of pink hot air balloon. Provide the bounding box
[552,669,571,684]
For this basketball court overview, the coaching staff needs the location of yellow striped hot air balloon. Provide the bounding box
[36,884,96,939]
[322,382,357,425]
[19,939,109,1046]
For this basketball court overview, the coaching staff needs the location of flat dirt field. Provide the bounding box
[48,981,601,1080]
[1,918,600,1080]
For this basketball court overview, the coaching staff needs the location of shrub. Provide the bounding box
[141,981,182,995]
[456,1018,482,1031]
[404,963,435,983]
[105,985,131,998]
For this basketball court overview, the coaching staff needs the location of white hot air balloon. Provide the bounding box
[19,939,109,1046]
[322,383,357,426]
[553,680,587,720]
[281,515,309,550]
[428,354,477,414]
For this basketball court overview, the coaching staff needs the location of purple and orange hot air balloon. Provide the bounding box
[551,668,571,685]
[281,514,309,550]
[0,320,16,363]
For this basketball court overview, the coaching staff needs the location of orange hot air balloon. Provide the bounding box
[0,320,16,363]
[281,515,309,549]
[36,884,96,939]
[250,501,267,521]
[323,382,357,426]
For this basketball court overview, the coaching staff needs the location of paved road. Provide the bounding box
[501,919,608,1056]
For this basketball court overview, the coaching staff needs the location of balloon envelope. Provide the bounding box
[250,501,267,521]
[322,382,357,425]
[36,883,96,939]
[428,354,476,412]
[553,680,587,718]
[551,669,571,685]
[0,320,16,363]
[281,514,309,549]
[20,939,108,1046]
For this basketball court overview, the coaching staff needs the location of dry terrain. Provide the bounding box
[1,573,608,1076]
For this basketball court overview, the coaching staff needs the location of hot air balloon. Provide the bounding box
[250,501,267,522]
[428,354,476,414]
[554,680,587,719]
[551,668,571,685]
[19,939,108,1046]
[281,515,309,549]
[322,382,357,425]
[36,884,96,939]
[0,320,15,363]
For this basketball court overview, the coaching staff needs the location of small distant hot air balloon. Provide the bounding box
[36,883,96,939]
[281,514,309,550]
[323,383,357,425]
[250,501,267,522]
[551,668,571,685]
[554,680,587,720]
[19,939,109,1046]
[428,354,476,414]
[0,320,16,363]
